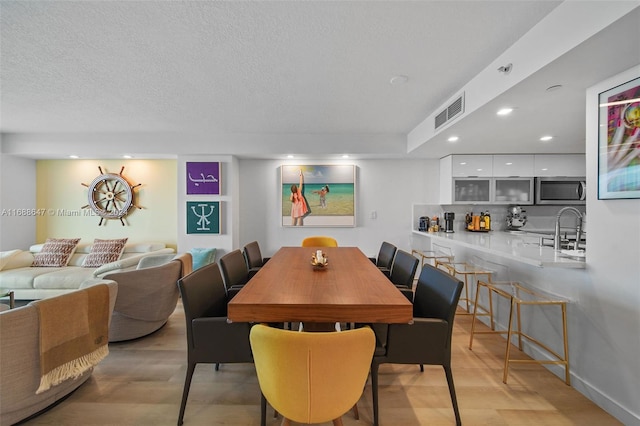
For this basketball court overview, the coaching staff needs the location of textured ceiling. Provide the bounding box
[1,1,637,159]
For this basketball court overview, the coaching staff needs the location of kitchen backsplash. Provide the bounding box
[414,204,586,233]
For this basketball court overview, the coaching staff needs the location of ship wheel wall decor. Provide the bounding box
[82,166,142,226]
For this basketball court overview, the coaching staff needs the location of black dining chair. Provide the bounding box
[388,249,419,289]
[219,249,250,298]
[370,263,464,426]
[369,241,397,277]
[176,262,255,426]
[243,241,270,279]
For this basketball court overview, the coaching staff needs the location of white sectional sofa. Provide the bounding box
[0,241,174,300]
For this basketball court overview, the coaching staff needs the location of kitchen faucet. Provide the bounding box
[554,207,584,250]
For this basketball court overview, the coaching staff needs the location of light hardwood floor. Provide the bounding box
[21,302,621,426]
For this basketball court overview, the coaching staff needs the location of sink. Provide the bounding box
[505,229,586,251]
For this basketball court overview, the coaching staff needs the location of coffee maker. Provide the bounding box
[444,212,455,233]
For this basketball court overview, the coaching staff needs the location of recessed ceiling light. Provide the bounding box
[390,75,409,86]
[541,168,548,171]
[69,155,79,159]
[447,136,459,142]
[342,154,350,159]
[540,136,553,141]
[476,168,483,172]
[123,155,132,159]
[497,108,513,116]
[505,162,513,165]
[287,155,294,159]
[459,162,467,165]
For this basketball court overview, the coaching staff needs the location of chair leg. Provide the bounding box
[332,417,344,426]
[281,417,291,426]
[215,363,220,371]
[177,362,196,426]
[351,403,359,420]
[420,364,424,372]
[443,365,462,426]
[371,362,380,426]
[260,393,266,426]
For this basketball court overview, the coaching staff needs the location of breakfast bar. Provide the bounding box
[412,229,586,268]
[412,228,585,386]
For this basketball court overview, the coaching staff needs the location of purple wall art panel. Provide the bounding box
[187,162,220,195]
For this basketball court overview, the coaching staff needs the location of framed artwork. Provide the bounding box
[186,162,220,195]
[281,165,356,227]
[186,201,220,234]
[598,76,640,199]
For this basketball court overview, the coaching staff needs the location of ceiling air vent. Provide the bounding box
[434,92,465,130]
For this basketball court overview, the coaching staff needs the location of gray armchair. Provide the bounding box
[368,241,397,277]
[176,262,254,426]
[371,263,464,426]
[243,241,270,278]
[388,249,419,289]
[219,249,250,298]
[103,253,192,342]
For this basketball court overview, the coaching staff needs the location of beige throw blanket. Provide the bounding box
[33,284,110,394]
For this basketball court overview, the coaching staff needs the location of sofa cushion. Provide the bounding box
[0,250,21,271]
[0,267,57,289]
[124,242,166,253]
[1,250,34,271]
[33,267,98,290]
[81,238,128,268]
[31,238,81,267]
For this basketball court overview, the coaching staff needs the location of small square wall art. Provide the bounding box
[187,201,220,234]
[187,162,220,194]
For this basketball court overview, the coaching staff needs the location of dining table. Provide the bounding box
[227,246,413,326]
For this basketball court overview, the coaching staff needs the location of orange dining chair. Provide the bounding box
[301,236,338,247]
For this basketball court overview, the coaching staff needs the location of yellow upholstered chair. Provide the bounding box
[301,236,338,247]
[249,324,375,426]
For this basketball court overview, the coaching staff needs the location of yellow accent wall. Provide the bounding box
[36,160,177,249]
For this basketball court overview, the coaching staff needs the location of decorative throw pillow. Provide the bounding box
[82,238,128,268]
[190,247,217,270]
[31,238,81,267]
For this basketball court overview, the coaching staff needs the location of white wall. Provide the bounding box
[34,160,177,247]
[583,65,640,425]
[0,154,36,250]
[238,158,439,258]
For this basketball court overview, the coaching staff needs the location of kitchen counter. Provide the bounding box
[412,229,585,268]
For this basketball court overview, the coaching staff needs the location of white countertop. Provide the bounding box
[412,229,586,269]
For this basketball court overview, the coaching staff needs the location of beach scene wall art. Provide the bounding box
[281,165,356,227]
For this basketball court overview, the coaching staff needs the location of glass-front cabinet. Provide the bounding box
[494,178,534,204]
[451,177,533,204]
[453,178,492,204]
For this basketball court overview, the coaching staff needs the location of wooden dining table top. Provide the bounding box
[227,246,413,324]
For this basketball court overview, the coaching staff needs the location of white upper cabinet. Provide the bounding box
[450,155,493,177]
[534,154,586,177]
[492,155,534,177]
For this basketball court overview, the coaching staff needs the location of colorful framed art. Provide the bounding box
[281,165,356,227]
[186,162,220,195]
[598,76,640,199]
[186,201,220,234]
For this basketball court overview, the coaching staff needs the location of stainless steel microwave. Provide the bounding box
[535,177,586,205]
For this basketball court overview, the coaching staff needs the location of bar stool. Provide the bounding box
[411,242,454,268]
[435,255,493,314]
[469,279,570,385]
